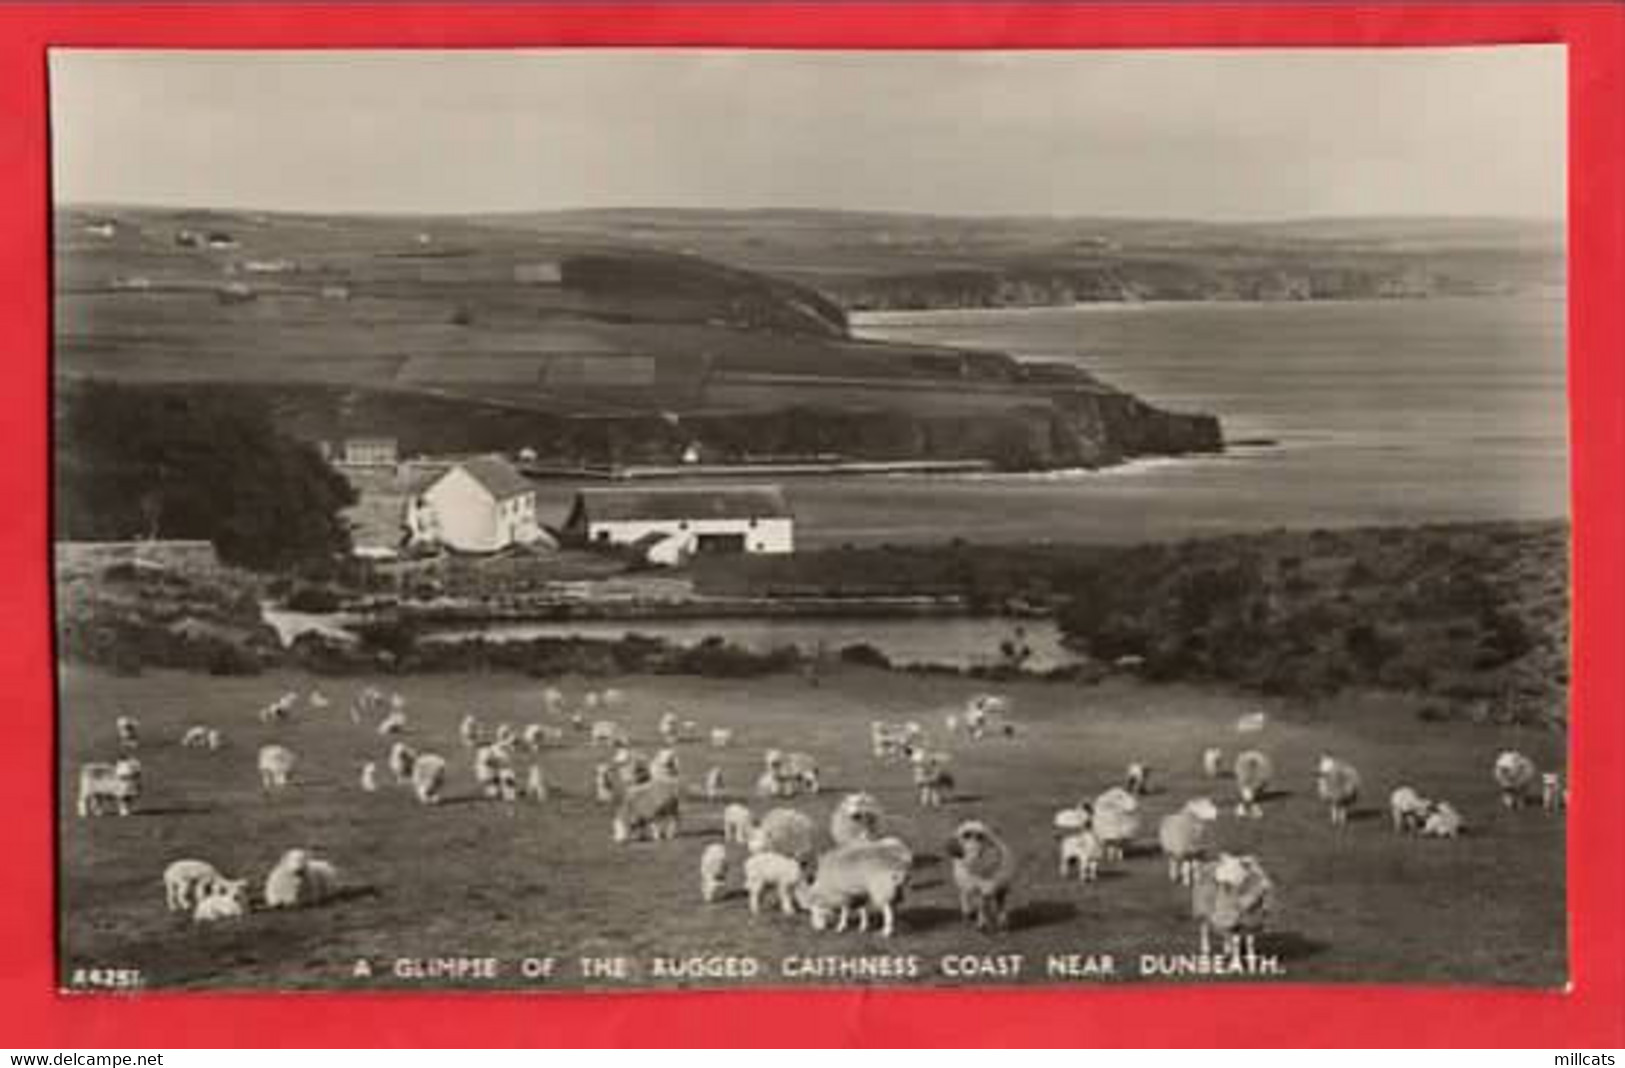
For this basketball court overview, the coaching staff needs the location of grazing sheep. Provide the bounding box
[257,744,296,791]
[1202,747,1226,778]
[377,710,408,736]
[494,766,519,803]
[259,694,295,724]
[1158,798,1220,885]
[797,837,913,937]
[1389,786,1430,834]
[651,748,682,782]
[709,727,733,749]
[911,750,955,808]
[744,851,803,916]
[1092,787,1141,863]
[181,726,210,748]
[541,686,564,713]
[963,693,1010,739]
[1125,762,1152,796]
[1059,827,1104,883]
[830,792,884,845]
[525,764,549,802]
[164,858,225,912]
[205,728,222,751]
[494,723,518,750]
[360,762,379,793]
[388,742,417,785]
[785,752,821,795]
[680,719,701,741]
[1235,712,1268,733]
[192,878,250,923]
[748,807,817,864]
[474,744,514,798]
[590,720,625,748]
[77,758,142,817]
[521,723,549,750]
[699,842,729,903]
[593,763,617,804]
[1053,805,1092,834]
[704,767,725,800]
[723,803,755,844]
[947,820,1016,932]
[1494,750,1539,808]
[612,778,682,843]
[459,714,481,748]
[1192,853,1275,958]
[113,714,140,750]
[1233,750,1273,819]
[658,711,680,745]
[263,848,338,909]
[755,768,786,799]
[945,712,961,735]
[602,687,626,710]
[870,720,911,761]
[1542,771,1566,812]
[308,690,329,710]
[1421,801,1465,838]
[411,753,448,805]
[1316,755,1362,826]
[614,748,652,788]
[583,691,602,714]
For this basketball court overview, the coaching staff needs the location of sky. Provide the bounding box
[49,47,1565,221]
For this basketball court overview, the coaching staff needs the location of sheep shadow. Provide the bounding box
[1259,787,1294,803]
[1344,806,1381,824]
[901,904,964,934]
[1010,899,1079,932]
[327,885,381,907]
[947,794,986,805]
[1262,930,1328,963]
[136,804,214,817]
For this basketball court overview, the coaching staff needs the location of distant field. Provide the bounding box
[60,664,1566,990]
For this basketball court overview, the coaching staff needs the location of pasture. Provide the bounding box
[58,664,1566,990]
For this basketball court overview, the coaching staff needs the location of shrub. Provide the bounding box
[838,642,891,669]
[286,586,344,613]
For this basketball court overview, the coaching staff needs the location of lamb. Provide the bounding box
[911,750,955,808]
[474,744,512,798]
[1542,771,1566,812]
[359,762,379,793]
[192,878,250,923]
[257,744,296,791]
[1158,798,1220,885]
[944,712,961,736]
[797,837,913,937]
[784,752,821,795]
[114,714,139,750]
[376,709,408,736]
[307,690,329,710]
[411,753,448,805]
[947,820,1016,932]
[1421,801,1465,838]
[164,858,225,911]
[525,764,549,802]
[756,768,790,799]
[593,763,617,804]
[521,723,549,751]
[204,728,222,751]
[459,714,481,748]
[612,778,682,843]
[1389,786,1430,834]
[870,720,911,761]
[1315,755,1362,826]
[1125,762,1152,796]
[723,803,755,844]
[1192,853,1274,958]
[613,748,652,788]
[658,711,681,745]
[680,719,701,742]
[1058,827,1104,883]
[744,851,803,916]
[963,693,1010,739]
[710,727,733,749]
[494,723,519,750]
[704,767,725,800]
[1202,747,1226,778]
[748,807,817,864]
[259,693,295,724]
[1494,750,1539,809]
[1091,786,1141,863]
[263,848,338,908]
[540,685,564,713]
[829,792,884,846]
[1053,805,1092,834]
[181,725,210,748]
[601,687,626,710]
[590,720,625,748]
[651,748,681,782]
[388,741,417,785]
[1232,749,1273,819]
[699,842,730,903]
[78,758,142,817]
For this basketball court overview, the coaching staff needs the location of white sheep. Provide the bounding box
[590,719,625,748]
[307,690,329,711]
[704,767,725,800]
[601,687,626,710]
[377,709,408,736]
[870,720,910,761]
[78,758,142,817]
[359,762,379,793]
[593,763,617,804]
[745,851,803,916]
[1125,762,1152,796]
[723,803,755,844]
[115,714,140,750]
[748,807,816,864]
[264,848,338,908]
[192,878,250,923]
[259,694,295,724]
[785,752,820,795]
[1389,786,1430,834]
[1192,853,1274,958]
[944,712,961,735]
[1092,786,1141,863]
[755,768,789,799]
[525,764,548,802]
[651,748,681,782]
[1316,755,1362,826]
[911,750,954,808]
[1233,750,1273,819]
[181,725,210,748]
[797,837,913,937]
[658,711,681,745]
[1059,827,1104,883]
[521,723,543,750]
[257,744,296,791]
[947,820,1016,932]
[709,727,733,749]
[1158,798,1220,884]
[388,741,417,785]
[494,723,518,750]
[1421,801,1465,838]
[699,842,729,903]
[1235,712,1268,733]
[541,686,564,713]
[163,858,224,912]
[612,778,681,843]
[1494,750,1539,808]
[830,792,884,846]
[459,714,481,748]
[205,728,222,751]
[411,753,448,805]
[613,747,651,788]
[1202,747,1226,778]
[1542,771,1566,812]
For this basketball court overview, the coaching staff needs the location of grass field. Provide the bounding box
[58,663,1566,991]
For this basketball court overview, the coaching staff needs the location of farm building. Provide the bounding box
[564,484,793,563]
[340,437,399,467]
[407,455,553,554]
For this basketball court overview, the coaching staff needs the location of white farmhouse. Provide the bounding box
[564,485,793,564]
[407,455,552,554]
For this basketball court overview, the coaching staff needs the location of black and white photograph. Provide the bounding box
[51,47,1569,992]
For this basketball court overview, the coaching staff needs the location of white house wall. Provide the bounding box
[422,468,502,553]
[587,517,793,555]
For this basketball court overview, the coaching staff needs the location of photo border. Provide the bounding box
[3,2,1620,1047]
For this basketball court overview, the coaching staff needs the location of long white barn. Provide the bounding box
[564,484,794,562]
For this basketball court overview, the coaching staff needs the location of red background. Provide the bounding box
[1,3,1619,1047]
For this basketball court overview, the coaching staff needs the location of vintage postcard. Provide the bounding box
[51,47,1568,992]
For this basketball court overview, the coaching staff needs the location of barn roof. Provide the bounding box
[453,455,535,501]
[571,484,792,523]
